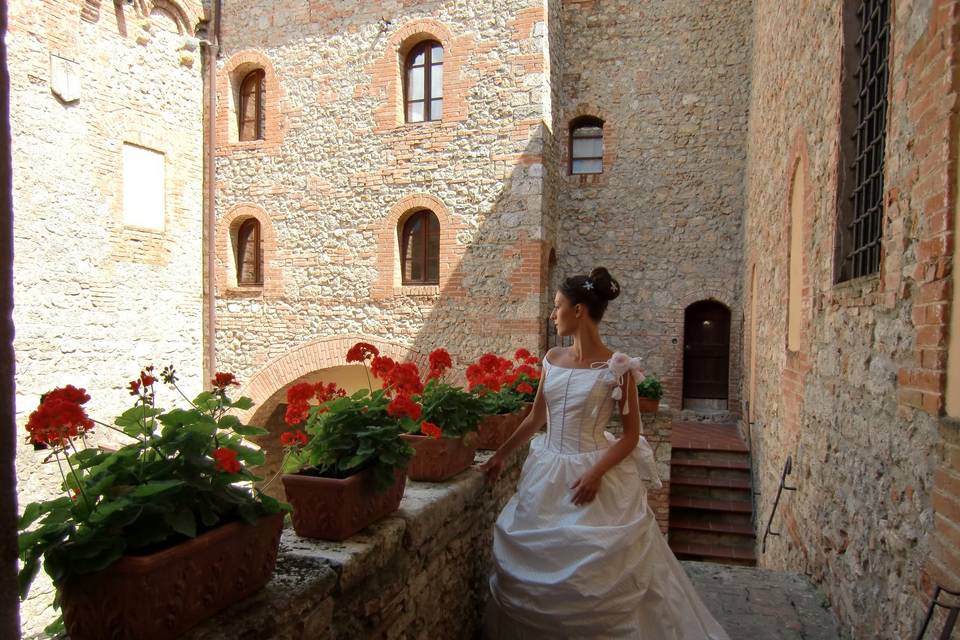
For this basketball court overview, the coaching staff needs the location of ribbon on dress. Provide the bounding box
[592,352,645,416]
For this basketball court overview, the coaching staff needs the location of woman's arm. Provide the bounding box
[570,370,641,505]
[478,368,548,481]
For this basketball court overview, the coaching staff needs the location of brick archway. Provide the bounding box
[236,334,428,427]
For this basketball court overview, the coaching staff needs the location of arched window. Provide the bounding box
[238,69,266,141]
[569,117,604,175]
[400,210,440,285]
[236,218,262,285]
[405,41,443,123]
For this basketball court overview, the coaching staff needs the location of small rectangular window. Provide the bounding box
[122,143,165,231]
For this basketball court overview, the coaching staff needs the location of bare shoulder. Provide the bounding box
[544,346,568,366]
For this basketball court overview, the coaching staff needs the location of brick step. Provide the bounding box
[669,517,755,536]
[670,457,751,471]
[668,507,753,529]
[670,484,752,502]
[671,449,751,465]
[669,496,753,513]
[669,528,756,549]
[671,465,751,483]
[669,541,757,564]
[670,476,752,490]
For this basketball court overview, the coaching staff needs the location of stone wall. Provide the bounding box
[184,450,525,640]
[8,1,205,634]
[743,1,959,637]
[554,0,751,409]
[213,0,551,406]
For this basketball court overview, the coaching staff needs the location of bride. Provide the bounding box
[479,267,730,639]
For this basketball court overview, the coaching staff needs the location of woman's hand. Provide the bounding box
[478,453,506,482]
[570,468,604,505]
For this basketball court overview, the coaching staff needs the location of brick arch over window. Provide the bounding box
[367,19,472,130]
[236,335,429,427]
[372,194,462,299]
[666,287,742,413]
[217,50,284,151]
[130,0,200,35]
[784,130,813,355]
[215,204,281,298]
[562,105,618,186]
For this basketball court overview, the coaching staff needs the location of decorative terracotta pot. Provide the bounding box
[401,433,477,481]
[61,512,284,640]
[282,466,405,541]
[476,403,533,450]
[638,397,660,413]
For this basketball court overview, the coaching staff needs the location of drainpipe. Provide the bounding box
[201,0,221,387]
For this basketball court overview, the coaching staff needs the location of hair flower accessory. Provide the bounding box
[582,279,594,290]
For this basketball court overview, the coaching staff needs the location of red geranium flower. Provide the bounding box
[211,372,239,389]
[127,379,141,396]
[516,382,534,395]
[213,447,241,474]
[370,355,397,380]
[421,422,442,440]
[346,342,380,364]
[514,348,531,362]
[386,395,422,421]
[280,429,309,447]
[25,385,94,447]
[385,362,423,396]
[428,348,452,374]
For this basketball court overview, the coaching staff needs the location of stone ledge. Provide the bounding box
[184,449,521,640]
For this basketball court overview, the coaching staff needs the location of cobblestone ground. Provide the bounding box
[684,562,847,640]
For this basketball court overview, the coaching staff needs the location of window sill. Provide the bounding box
[566,172,608,187]
[829,272,882,307]
[399,284,440,297]
[223,285,264,299]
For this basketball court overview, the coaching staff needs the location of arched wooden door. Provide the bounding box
[682,301,731,404]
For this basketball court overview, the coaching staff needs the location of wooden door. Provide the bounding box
[683,301,730,399]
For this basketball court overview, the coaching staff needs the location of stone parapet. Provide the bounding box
[184,449,524,640]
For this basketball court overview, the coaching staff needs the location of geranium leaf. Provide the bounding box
[232,424,269,437]
[231,397,254,411]
[130,480,184,498]
[164,508,196,538]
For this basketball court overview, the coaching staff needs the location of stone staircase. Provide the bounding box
[668,421,756,566]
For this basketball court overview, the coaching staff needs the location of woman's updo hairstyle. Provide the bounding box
[559,267,621,321]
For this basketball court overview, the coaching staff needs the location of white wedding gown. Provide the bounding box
[485,355,731,639]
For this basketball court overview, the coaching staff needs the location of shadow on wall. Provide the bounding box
[238,130,551,489]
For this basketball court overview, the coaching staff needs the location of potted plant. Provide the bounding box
[470,349,540,450]
[400,348,486,481]
[17,368,289,640]
[279,342,415,541]
[637,373,664,413]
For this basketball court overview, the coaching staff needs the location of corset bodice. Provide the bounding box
[541,358,617,454]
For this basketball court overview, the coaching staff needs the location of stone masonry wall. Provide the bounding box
[213,1,551,405]
[9,1,205,634]
[744,1,960,637]
[555,0,751,410]
[184,449,527,640]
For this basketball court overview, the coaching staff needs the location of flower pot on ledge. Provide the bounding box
[282,466,406,541]
[476,402,533,450]
[401,433,477,481]
[60,512,284,640]
[637,397,660,413]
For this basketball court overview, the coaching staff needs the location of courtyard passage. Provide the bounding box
[686,562,846,640]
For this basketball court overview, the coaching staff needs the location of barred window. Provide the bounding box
[238,70,266,142]
[836,0,889,281]
[569,117,604,175]
[405,42,443,123]
[400,210,440,285]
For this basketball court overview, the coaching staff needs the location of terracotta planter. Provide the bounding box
[476,403,533,450]
[638,397,660,413]
[61,512,284,640]
[401,433,477,481]
[282,466,406,541]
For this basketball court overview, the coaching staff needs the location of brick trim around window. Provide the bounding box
[216,203,282,299]
[217,50,285,153]
[372,194,461,300]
